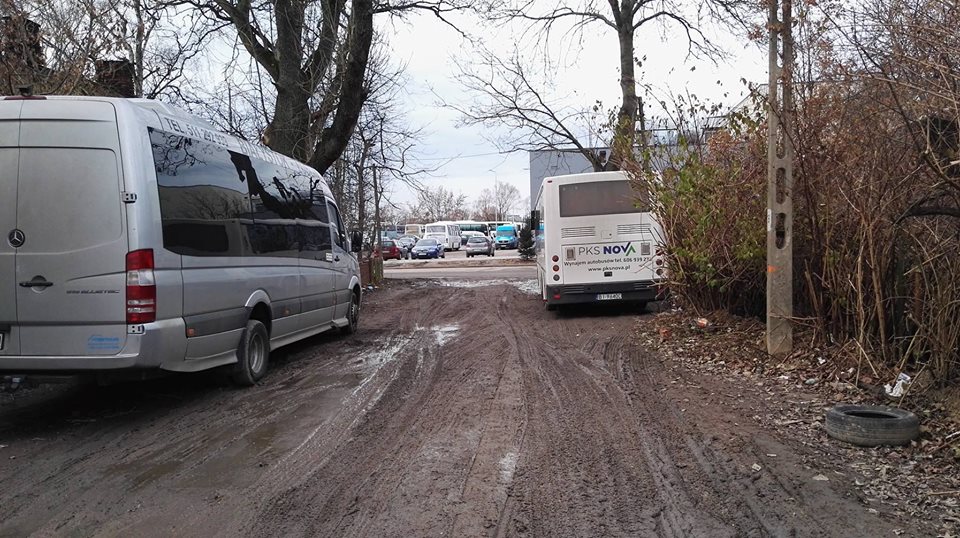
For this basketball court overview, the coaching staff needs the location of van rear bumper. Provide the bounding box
[545,280,667,306]
[0,318,185,373]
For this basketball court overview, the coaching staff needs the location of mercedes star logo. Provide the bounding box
[8,229,25,248]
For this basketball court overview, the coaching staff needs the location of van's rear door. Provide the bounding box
[0,101,22,356]
[15,100,129,356]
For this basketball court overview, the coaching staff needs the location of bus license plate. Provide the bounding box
[597,293,622,301]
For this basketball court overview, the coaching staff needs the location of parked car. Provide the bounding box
[460,230,485,247]
[411,238,445,259]
[465,235,495,258]
[397,235,418,258]
[381,239,404,260]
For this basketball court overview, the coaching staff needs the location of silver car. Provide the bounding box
[0,96,362,385]
[464,235,495,257]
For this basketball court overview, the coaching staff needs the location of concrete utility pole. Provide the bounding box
[766,0,795,355]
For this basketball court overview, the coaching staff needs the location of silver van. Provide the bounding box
[0,96,362,385]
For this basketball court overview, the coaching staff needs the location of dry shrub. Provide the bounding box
[627,108,767,317]
[629,30,959,385]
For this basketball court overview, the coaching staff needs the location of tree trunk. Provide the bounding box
[612,16,639,170]
[309,0,374,174]
[266,0,312,162]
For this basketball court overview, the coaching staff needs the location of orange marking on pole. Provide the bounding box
[767,265,777,273]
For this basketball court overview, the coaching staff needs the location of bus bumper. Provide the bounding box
[545,280,667,306]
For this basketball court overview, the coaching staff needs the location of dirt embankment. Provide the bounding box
[0,279,937,537]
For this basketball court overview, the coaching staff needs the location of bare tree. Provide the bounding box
[472,187,498,221]
[176,0,470,175]
[327,43,435,249]
[415,186,467,222]
[0,0,209,99]
[491,180,520,220]
[458,0,753,169]
[453,46,610,171]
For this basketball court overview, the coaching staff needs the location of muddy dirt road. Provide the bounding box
[0,279,925,537]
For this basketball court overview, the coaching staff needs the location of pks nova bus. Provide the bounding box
[535,171,666,310]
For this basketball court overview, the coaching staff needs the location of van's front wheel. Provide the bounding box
[232,320,269,386]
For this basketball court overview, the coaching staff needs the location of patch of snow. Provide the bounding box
[434,324,460,347]
[513,279,539,295]
[437,279,502,288]
[499,451,518,483]
[437,279,539,295]
[349,336,409,397]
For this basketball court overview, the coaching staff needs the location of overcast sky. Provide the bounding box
[378,10,768,212]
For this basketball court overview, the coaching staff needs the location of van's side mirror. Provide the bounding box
[350,231,363,253]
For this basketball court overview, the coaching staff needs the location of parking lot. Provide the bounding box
[386,244,523,263]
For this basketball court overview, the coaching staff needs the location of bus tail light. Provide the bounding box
[552,265,559,272]
[552,255,559,262]
[655,258,663,266]
[552,275,560,281]
[656,268,664,276]
[126,249,156,324]
[553,293,561,300]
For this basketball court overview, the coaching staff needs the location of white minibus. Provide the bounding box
[0,95,363,385]
[535,171,666,310]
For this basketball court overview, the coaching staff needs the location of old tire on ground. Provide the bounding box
[232,320,269,386]
[341,288,361,335]
[824,404,919,447]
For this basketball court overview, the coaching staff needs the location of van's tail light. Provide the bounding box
[126,249,156,324]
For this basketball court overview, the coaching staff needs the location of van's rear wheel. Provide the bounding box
[232,320,269,386]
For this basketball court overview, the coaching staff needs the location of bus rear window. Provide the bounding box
[558,180,648,217]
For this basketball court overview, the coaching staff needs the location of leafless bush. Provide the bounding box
[630,0,960,385]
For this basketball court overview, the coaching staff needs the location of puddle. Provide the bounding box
[348,336,409,396]
[354,337,408,369]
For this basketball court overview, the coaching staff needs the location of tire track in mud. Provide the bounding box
[0,280,929,537]
[603,323,913,537]
[245,285,518,537]
[449,295,526,536]
[501,306,731,537]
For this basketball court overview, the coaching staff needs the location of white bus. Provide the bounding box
[454,220,490,237]
[424,221,462,251]
[535,171,666,310]
[404,223,424,236]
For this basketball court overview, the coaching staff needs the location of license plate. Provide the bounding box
[597,293,623,301]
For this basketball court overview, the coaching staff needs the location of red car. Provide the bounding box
[380,239,404,260]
